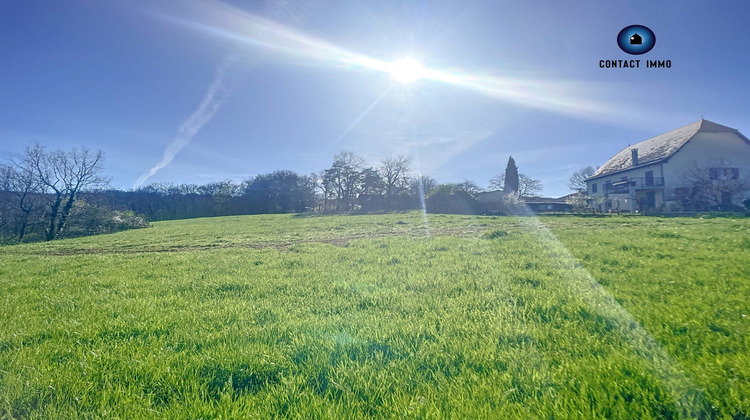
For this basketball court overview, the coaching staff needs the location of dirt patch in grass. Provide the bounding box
[6,226,485,256]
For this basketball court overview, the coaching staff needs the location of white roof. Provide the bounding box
[589,119,747,180]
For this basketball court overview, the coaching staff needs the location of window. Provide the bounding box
[591,183,598,193]
[645,171,654,186]
[710,168,739,180]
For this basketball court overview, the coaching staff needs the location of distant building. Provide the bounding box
[475,190,505,203]
[585,119,750,212]
[476,190,572,213]
[524,195,574,213]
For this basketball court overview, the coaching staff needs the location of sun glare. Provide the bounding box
[388,58,425,84]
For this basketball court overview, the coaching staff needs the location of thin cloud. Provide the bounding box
[134,56,238,188]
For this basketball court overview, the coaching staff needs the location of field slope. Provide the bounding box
[1,213,748,418]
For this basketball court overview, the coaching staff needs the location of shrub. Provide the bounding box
[426,188,480,214]
[62,201,149,238]
[501,191,528,215]
[566,193,590,213]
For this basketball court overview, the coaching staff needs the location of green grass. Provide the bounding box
[1,213,748,418]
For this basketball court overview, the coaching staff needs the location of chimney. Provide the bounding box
[631,148,639,166]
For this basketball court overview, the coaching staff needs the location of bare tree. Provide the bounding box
[518,174,543,197]
[360,167,384,196]
[569,166,597,193]
[325,151,366,211]
[0,165,13,233]
[457,179,481,195]
[315,170,334,212]
[2,162,43,241]
[490,173,542,197]
[678,162,749,210]
[21,143,108,240]
[488,173,504,191]
[380,155,411,209]
[308,172,322,211]
[409,175,437,202]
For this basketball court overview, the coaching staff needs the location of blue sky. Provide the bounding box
[2,0,749,197]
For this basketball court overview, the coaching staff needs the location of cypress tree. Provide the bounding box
[503,156,519,193]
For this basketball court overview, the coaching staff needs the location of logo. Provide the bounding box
[598,25,670,69]
[617,25,655,55]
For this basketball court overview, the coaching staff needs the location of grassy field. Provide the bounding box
[1,212,748,419]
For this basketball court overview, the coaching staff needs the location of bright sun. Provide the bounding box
[388,58,425,84]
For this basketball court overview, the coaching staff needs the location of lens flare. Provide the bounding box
[388,58,425,84]
[153,5,622,120]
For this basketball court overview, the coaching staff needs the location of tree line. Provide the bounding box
[1,144,545,243]
[0,144,133,243]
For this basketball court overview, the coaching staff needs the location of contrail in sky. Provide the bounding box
[134,56,237,188]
